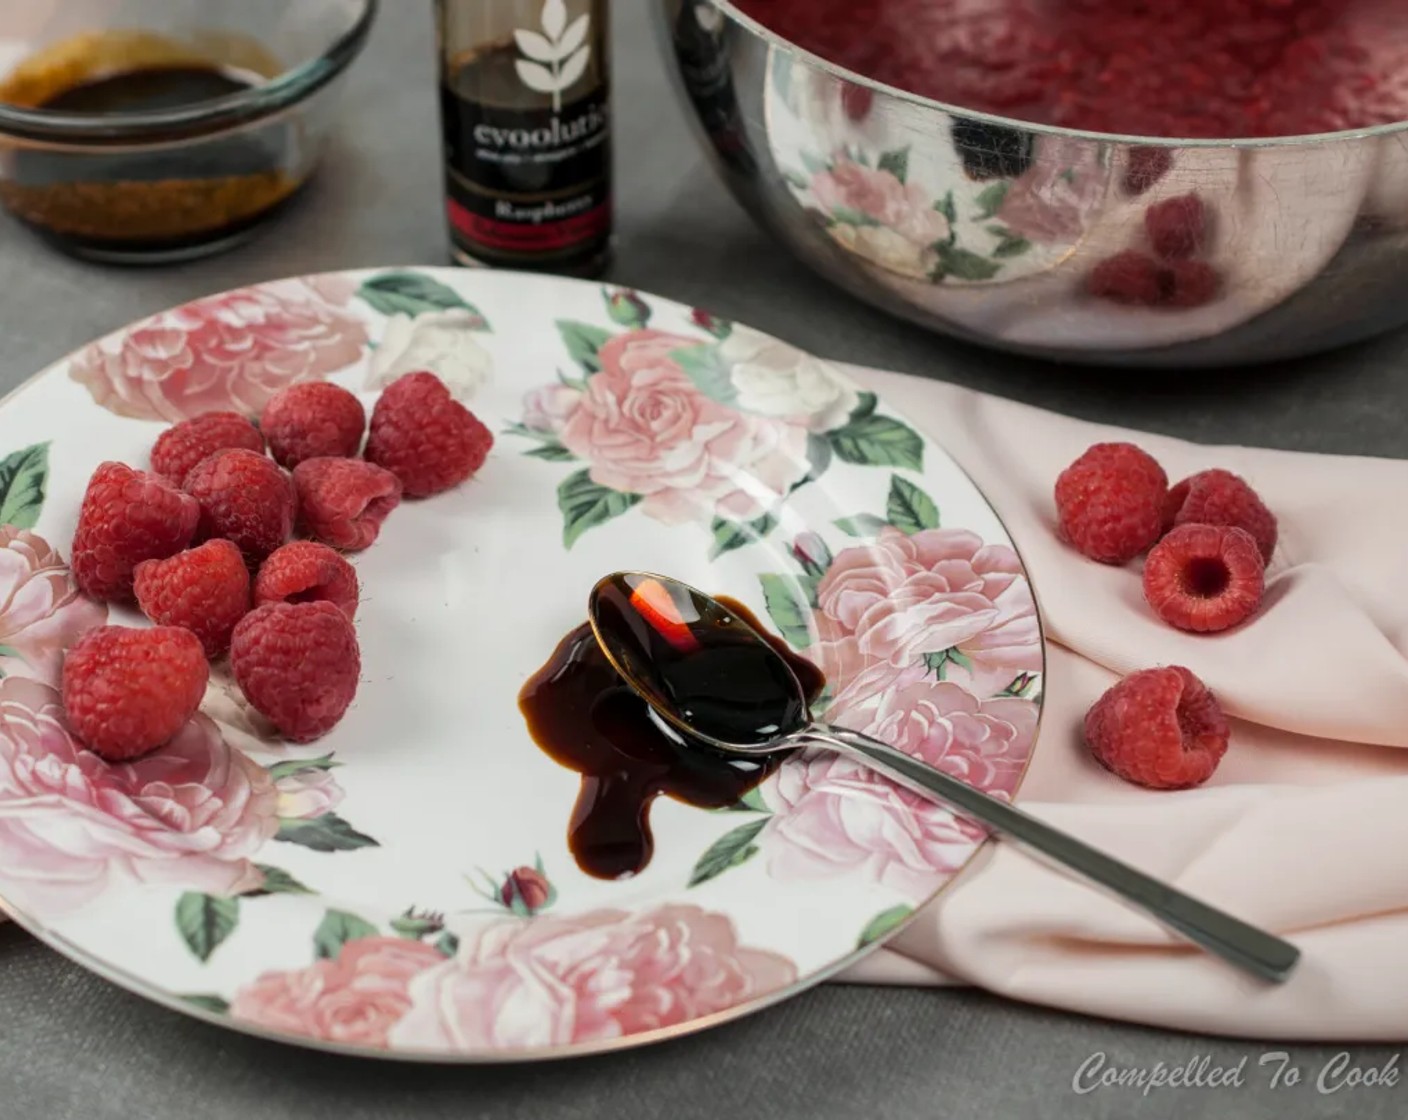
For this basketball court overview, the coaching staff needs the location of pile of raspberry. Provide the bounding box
[62,371,492,762]
[1055,441,1279,790]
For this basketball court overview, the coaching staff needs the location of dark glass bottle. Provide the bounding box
[435,0,612,276]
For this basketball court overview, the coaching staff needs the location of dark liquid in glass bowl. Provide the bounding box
[40,64,251,112]
[0,51,301,260]
[519,596,824,880]
[736,0,1408,139]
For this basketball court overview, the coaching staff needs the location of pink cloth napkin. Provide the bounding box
[834,369,1408,1042]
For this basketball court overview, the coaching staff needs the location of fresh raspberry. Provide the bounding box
[71,462,200,601]
[364,372,493,497]
[1085,250,1164,306]
[150,412,265,487]
[61,625,209,761]
[1166,469,1278,564]
[1162,477,1193,532]
[183,448,295,564]
[230,602,360,743]
[1143,523,1265,632]
[260,382,367,468]
[133,539,251,657]
[292,457,402,551]
[1164,260,1221,308]
[1144,194,1210,261]
[1083,666,1229,790]
[1054,442,1168,564]
[254,540,359,620]
[1124,147,1173,196]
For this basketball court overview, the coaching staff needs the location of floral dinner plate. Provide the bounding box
[0,268,1043,1061]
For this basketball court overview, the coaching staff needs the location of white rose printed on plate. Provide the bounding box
[366,310,494,399]
[0,271,1043,1062]
[719,324,860,432]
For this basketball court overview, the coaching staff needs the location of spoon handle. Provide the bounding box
[806,723,1300,984]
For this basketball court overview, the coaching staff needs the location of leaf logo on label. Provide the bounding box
[514,0,592,112]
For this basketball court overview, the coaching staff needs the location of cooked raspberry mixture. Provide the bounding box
[736,0,1408,138]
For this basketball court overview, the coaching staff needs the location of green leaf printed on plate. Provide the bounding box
[246,864,314,896]
[275,812,379,852]
[672,344,738,406]
[688,818,769,887]
[555,320,613,374]
[857,904,915,947]
[923,647,974,680]
[708,513,777,559]
[558,469,641,549]
[175,893,240,963]
[828,415,924,472]
[886,475,941,534]
[722,787,771,813]
[313,909,379,960]
[758,574,813,649]
[265,754,340,783]
[523,442,577,462]
[357,272,488,327]
[180,993,231,1014]
[834,513,890,538]
[0,442,48,529]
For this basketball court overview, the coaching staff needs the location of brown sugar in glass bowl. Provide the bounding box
[0,1,376,264]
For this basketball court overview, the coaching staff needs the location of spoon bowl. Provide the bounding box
[588,571,814,751]
[589,570,1302,984]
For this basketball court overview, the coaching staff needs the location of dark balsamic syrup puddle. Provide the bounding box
[519,595,824,880]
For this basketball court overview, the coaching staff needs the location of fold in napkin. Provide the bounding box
[834,369,1408,1042]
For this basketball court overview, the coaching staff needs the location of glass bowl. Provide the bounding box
[0,0,376,264]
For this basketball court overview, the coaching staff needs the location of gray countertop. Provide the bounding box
[1,4,1404,1118]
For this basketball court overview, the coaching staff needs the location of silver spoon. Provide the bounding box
[588,571,1300,984]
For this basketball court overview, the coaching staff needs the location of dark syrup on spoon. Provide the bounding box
[519,587,824,880]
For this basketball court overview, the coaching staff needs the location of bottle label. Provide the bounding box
[443,91,610,253]
[441,2,610,258]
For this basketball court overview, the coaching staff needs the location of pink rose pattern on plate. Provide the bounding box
[0,678,278,917]
[512,303,926,552]
[693,479,1042,909]
[68,277,369,422]
[224,902,795,1053]
[0,526,106,685]
[557,328,812,525]
[0,277,1040,1057]
[390,905,798,1051]
[763,681,1037,895]
[231,935,447,1048]
[816,525,1042,705]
